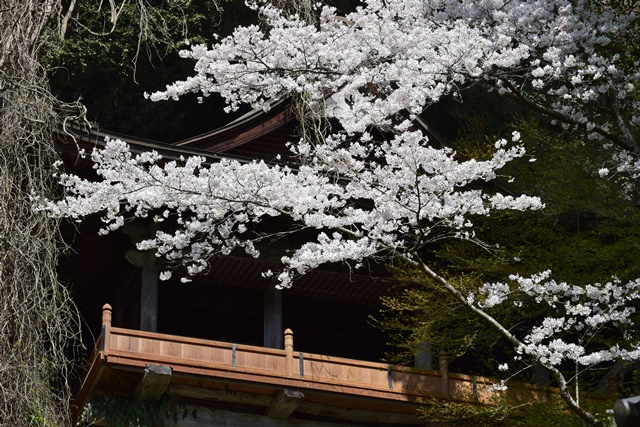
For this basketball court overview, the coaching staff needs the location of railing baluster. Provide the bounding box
[284,328,294,376]
[299,352,304,378]
[231,343,236,369]
[101,303,112,352]
[473,375,478,402]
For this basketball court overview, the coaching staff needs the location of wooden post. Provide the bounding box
[439,352,449,398]
[284,329,294,376]
[609,374,619,396]
[263,285,283,349]
[123,223,159,333]
[532,363,550,386]
[140,251,158,332]
[414,342,433,370]
[102,303,112,352]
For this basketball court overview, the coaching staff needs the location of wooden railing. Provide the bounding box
[76,303,553,417]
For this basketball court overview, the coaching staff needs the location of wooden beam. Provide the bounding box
[161,404,427,427]
[266,389,304,419]
[134,364,172,401]
[295,400,427,425]
[166,384,273,406]
[165,385,425,425]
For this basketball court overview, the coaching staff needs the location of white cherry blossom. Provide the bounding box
[41,1,640,425]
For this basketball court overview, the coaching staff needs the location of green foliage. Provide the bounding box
[618,368,640,398]
[43,0,250,141]
[375,267,488,364]
[81,397,211,427]
[449,114,640,284]
[418,395,594,427]
[419,397,510,427]
[43,0,229,75]
[82,396,170,427]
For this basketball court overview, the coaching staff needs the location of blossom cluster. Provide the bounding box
[150,0,638,144]
[41,132,540,287]
[478,271,640,367]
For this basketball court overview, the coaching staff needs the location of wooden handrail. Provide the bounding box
[96,304,558,406]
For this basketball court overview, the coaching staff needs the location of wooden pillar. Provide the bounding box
[140,251,158,332]
[532,363,550,386]
[609,373,619,396]
[414,342,433,370]
[439,352,449,398]
[284,329,294,376]
[123,223,160,333]
[263,285,283,349]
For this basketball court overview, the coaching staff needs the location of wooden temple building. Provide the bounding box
[57,101,550,426]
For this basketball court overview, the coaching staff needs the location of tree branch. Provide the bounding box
[411,257,605,427]
[500,78,639,153]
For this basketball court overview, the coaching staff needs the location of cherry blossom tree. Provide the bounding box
[42,1,640,425]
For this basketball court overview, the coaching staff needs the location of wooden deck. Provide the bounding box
[73,304,551,425]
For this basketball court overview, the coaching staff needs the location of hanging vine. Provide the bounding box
[0,1,82,425]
